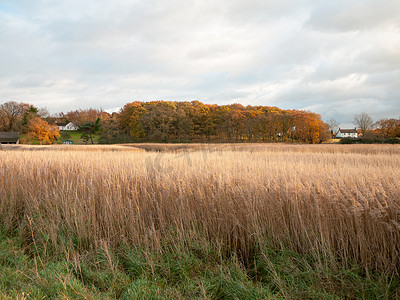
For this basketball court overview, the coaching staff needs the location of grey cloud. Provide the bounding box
[0,0,399,125]
[307,0,400,32]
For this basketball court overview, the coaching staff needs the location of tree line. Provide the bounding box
[1,100,331,144]
[3,100,397,144]
[108,101,330,144]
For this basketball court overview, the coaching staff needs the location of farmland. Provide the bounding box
[0,144,399,298]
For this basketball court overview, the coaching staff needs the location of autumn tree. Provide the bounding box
[242,109,263,141]
[173,102,194,141]
[275,113,294,141]
[118,102,147,138]
[99,116,132,144]
[264,113,281,141]
[217,105,247,141]
[375,118,400,138]
[27,117,60,144]
[21,105,42,129]
[292,111,329,144]
[140,101,178,142]
[252,114,270,141]
[189,101,210,138]
[0,101,31,132]
[64,108,108,125]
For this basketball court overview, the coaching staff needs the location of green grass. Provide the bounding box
[20,131,100,145]
[0,229,398,299]
[57,131,100,144]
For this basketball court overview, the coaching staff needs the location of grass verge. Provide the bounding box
[1,229,398,299]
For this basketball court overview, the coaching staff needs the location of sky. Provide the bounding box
[0,0,399,127]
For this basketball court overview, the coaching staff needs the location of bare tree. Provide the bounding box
[354,112,374,135]
[326,118,340,135]
[37,107,50,118]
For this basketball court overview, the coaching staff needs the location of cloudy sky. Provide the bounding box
[1,0,399,126]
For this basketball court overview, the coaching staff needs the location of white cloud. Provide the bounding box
[307,0,400,32]
[0,0,399,125]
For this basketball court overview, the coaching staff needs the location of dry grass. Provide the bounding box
[1,144,399,275]
[0,144,144,152]
[124,142,400,155]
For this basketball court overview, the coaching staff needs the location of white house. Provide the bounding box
[336,128,358,138]
[57,122,79,131]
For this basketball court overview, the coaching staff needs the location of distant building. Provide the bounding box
[56,122,79,131]
[0,132,20,144]
[336,128,358,138]
[62,139,74,144]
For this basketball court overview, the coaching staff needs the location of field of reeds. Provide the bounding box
[1,144,399,299]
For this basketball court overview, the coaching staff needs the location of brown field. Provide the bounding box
[1,143,399,274]
[0,144,145,152]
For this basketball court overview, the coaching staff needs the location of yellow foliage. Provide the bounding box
[27,117,60,144]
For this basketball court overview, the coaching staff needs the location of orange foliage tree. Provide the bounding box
[107,101,330,143]
[0,101,31,132]
[291,111,329,143]
[118,102,147,138]
[62,108,109,125]
[27,117,60,144]
[375,118,400,138]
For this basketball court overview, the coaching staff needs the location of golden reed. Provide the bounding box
[1,144,399,273]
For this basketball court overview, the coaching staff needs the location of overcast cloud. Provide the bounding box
[1,0,399,126]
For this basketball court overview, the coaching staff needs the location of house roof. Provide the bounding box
[0,132,20,142]
[55,119,75,127]
[338,128,358,134]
